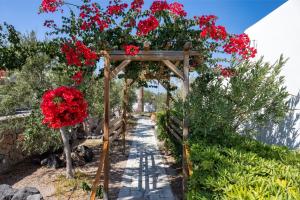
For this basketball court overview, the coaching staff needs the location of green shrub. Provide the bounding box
[188,131,300,200]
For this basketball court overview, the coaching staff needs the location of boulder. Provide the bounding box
[11,187,39,200]
[26,194,43,200]
[74,145,94,163]
[40,154,63,169]
[0,184,17,200]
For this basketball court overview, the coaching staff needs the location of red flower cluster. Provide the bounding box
[223,33,257,59]
[197,15,227,41]
[79,3,109,31]
[215,65,235,78]
[198,15,217,28]
[169,2,187,17]
[61,40,98,67]
[72,71,84,85]
[220,68,235,78]
[200,25,227,40]
[131,0,144,12]
[124,45,140,56]
[41,86,88,129]
[40,0,62,13]
[107,3,128,15]
[150,0,169,14]
[137,16,159,36]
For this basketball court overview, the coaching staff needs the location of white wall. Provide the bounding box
[245,0,300,148]
[245,0,300,98]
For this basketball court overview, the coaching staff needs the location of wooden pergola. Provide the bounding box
[90,43,199,200]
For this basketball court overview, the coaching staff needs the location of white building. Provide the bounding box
[245,0,300,148]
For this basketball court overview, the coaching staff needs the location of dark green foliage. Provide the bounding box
[189,57,289,141]
[0,23,61,70]
[22,110,61,155]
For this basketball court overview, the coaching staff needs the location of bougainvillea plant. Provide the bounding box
[40,86,88,129]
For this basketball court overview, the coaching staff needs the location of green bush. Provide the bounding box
[188,131,300,200]
[157,57,300,199]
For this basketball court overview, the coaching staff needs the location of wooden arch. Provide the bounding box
[90,43,198,200]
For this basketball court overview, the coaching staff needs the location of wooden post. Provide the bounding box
[121,78,129,154]
[103,55,110,200]
[182,43,190,199]
[166,74,171,123]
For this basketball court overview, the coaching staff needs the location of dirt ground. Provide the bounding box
[0,116,182,200]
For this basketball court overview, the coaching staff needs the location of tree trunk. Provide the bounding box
[137,87,144,112]
[60,127,74,179]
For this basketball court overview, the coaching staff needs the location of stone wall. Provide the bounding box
[0,114,28,174]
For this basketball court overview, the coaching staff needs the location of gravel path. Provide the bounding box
[117,117,175,200]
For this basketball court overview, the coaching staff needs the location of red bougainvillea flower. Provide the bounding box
[61,40,98,67]
[220,68,235,78]
[197,15,218,28]
[215,65,235,78]
[150,0,169,14]
[79,3,109,31]
[200,25,227,40]
[72,71,84,85]
[40,0,63,13]
[124,45,140,56]
[131,0,144,12]
[169,2,187,17]
[107,3,128,15]
[137,15,159,36]
[41,86,88,129]
[223,33,257,59]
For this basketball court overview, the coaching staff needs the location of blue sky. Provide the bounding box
[0,0,286,40]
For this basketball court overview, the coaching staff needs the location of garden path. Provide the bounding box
[117,117,175,200]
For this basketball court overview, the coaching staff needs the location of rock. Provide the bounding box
[74,145,94,163]
[26,194,43,200]
[11,187,39,200]
[0,184,17,200]
[40,154,63,169]
[71,152,85,166]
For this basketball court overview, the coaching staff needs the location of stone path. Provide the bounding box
[117,117,175,200]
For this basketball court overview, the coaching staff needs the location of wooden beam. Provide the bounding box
[167,125,182,143]
[103,55,110,200]
[162,60,184,80]
[110,60,131,79]
[109,50,201,61]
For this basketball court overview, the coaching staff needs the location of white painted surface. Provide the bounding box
[245,0,300,98]
[245,0,300,148]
